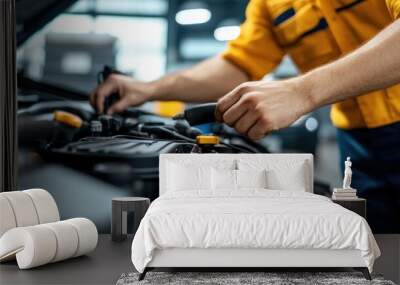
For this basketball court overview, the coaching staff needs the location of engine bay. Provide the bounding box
[18,76,268,200]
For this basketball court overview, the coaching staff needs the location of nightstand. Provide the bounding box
[111,197,150,242]
[332,198,366,218]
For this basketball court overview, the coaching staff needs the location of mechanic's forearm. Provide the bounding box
[301,19,400,109]
[149,56,249,103]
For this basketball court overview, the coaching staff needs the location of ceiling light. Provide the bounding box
[176,1,211,25]
[214,25,240,41]
[305,117,319,132]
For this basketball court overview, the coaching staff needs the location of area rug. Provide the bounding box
[116,272,395,285]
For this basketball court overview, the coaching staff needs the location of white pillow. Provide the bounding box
[236,169,267,189]
[238,159,307,191]
[266,167,306,191]
[211,169,267,191]
[167,162,211,192]
[212,168,236,190]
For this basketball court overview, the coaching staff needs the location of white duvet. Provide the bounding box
[131,190,380,273]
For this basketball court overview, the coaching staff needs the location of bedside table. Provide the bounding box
[332,198,366,218]
[112,197,150,242]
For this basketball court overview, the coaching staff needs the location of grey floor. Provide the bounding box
[0,235,134,285]
[1,235,399,285]
[373,235,400,284]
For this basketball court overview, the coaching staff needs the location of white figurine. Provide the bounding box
[342,157,353,189]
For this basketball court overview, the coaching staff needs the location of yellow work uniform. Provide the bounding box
[222,0,400,129]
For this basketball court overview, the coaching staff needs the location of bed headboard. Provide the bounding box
[159,153,314,195]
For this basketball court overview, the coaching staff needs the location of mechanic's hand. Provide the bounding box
[215,79,313,141]
[90,74,155,115]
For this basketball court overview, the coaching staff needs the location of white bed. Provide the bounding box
[131,154,380,280]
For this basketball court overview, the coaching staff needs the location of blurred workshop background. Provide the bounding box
[17,0,341,188]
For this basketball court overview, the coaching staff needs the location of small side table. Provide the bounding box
[332,197,366,219]
[112,197,150,242]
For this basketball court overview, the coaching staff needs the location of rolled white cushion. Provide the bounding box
[0,196,17,237]
[23,189,59,224]
[0,225,57,269]
[0,189,59,239]
[1,191,39,227]
[65,218,98,257]
[0,218,98,269]
[42,221,79,262]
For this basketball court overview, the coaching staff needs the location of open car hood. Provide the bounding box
[16,0,78,46]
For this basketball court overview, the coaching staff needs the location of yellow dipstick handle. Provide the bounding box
[196,135,220,145]
[54,111,83,129]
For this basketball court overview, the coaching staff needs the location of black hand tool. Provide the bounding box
[172,103,217,126]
